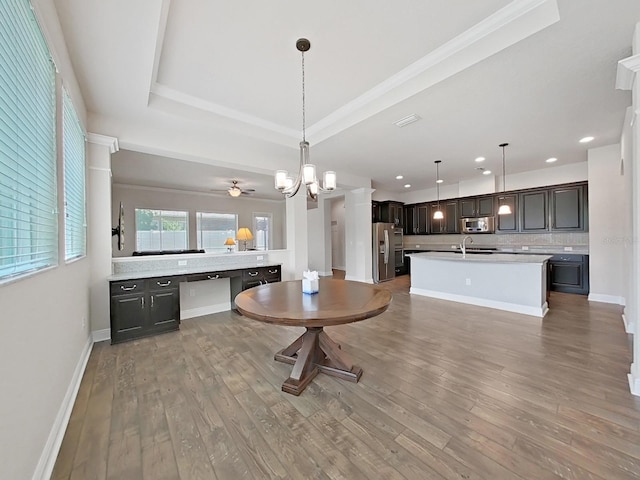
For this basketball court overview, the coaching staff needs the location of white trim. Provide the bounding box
[629,368,640,396]
[318,270,333,277]
[332,265,346,271]
[86,133,119,153]
[616,53,640,90]
[32,337,93,480]
[92,328,111,343]
[588,293,625,305]
[346,275,374,284]
[622,314,636,335]
[410,287,548,318]
[181,303,231,320]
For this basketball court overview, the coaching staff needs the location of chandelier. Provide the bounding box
[274,38,336,200]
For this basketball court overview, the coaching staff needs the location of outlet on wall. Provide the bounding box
[465,278,471,286]
[81,316,86,329]
[178,260,187,266]
[189,288,196,297]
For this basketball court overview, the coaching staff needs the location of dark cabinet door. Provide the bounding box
[520,191,548,231]
[263,266,281,283]
[403,205,416,234]
[148,289,180,330]
[110,293,145,343]
[372,201,380,223]
[416,205,429,234]
[551,185,584,230]
[495,194,518,232]
[444,201,459,233]
[477,196,494,217]
[549,255,589,294]
[459,199,476,218]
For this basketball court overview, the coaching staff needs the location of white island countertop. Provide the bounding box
[409,251,552,264]
[409,251,551,317]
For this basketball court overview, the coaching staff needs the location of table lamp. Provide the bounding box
[224,237,236,252]
[236,227,253,251]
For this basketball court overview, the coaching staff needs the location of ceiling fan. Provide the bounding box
[213,180,255,197]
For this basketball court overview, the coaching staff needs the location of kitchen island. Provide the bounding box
[409,251,552,317]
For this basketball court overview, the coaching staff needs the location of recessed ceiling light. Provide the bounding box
[436,179,443,184]
[579,136,594,143]
[392,114,421,128]
[396,175,403,180]
[482,170,492,175]
[475,156,485,162]
[404,184,411,188]
[546,157,557,163]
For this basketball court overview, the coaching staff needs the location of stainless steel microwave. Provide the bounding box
[460,216,495,233]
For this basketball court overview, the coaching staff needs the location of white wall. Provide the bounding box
[112,184,286,257]
[331,197,346,269]
[587,144,627,304]
[0,2,93,479]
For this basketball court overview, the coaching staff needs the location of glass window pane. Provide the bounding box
[196,212,237,252]
[135,209,188,252]
[252,213,271,251]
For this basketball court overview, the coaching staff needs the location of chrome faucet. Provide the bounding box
[460,235,474,258]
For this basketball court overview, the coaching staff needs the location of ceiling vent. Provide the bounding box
[393,114,421,128]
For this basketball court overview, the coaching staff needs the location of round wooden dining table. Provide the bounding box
[235,278,392,396]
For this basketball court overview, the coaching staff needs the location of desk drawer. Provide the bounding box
[263,266,281,283]
[111,280,144,296]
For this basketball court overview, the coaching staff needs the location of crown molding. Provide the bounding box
[616,54,640,91]
[87,133,120,153]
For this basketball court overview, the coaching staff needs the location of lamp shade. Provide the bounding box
[224,237,236,246]
[236,227,253,241]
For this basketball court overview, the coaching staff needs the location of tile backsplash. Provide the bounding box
[404,232,589,247]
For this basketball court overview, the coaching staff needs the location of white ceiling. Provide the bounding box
[53,0,640,199]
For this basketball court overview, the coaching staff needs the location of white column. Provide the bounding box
[344,188,374,283]
[616,22,640,395]
[307,196,333,276]
[285,189,308,280]
[87,133,119,339]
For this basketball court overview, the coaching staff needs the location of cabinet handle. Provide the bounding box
[207,274,219,280]
[248,271,259,277]
[151,295,154,308]
[268,269,278,274]
[141,297,144,309]
[120,284,137,291]
[156,280,172,287]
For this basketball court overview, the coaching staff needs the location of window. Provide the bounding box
[253,213,272,251]
[63,88,86,261]
[0,0,58,282]
[135,209,188,252]
[196,212,237,252]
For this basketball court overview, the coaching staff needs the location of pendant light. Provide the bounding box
[497,142,512,215]
[274,38,336,200]
[433,160,444,220]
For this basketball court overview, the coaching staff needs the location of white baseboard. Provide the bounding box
[181,303,230,320]
[32,336,93,480]
[345,275,374,284]
[333,265,346,271]
[588,293,625,305]
[318,271,333,277]
[622,314,635,335]
[629,364,640,396]
[410,287,548,318]
[92,328,110,343]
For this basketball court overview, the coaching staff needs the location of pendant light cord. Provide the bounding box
[301,51,306,143]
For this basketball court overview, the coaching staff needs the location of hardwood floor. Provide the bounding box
[52,275,640,480]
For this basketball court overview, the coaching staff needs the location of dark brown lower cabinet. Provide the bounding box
[549,254,589,295]
[111,265,282,344]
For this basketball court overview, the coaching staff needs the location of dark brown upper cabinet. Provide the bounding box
[519,190,548,232]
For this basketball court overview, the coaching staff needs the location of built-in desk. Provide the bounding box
[109,264,281,344]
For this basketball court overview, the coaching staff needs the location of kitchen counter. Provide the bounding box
[403,243,588,255]
[409,252,550,317]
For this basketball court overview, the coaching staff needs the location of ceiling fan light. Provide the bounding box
[228,186,242,197]
[498,204,512,215]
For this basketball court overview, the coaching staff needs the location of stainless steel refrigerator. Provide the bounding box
[373,223,395,283]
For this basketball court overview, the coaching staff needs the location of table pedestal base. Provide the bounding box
[274,327,363,396]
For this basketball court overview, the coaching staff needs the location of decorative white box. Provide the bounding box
[302,278,319,294]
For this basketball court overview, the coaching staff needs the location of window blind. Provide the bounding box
[63,88,86,260]
[0,0,57,281]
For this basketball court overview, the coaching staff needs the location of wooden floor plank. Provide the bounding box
[53,275,640,480]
